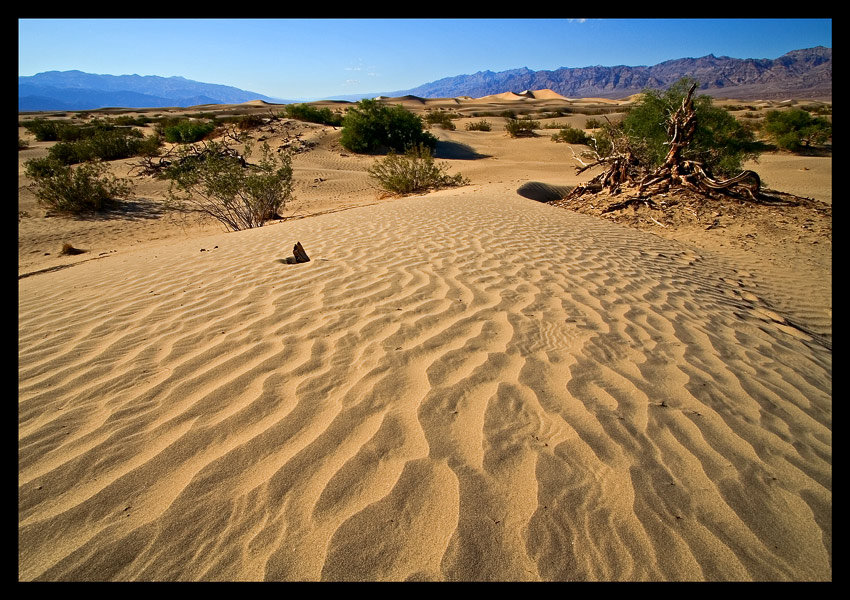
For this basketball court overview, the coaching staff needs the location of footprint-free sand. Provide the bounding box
[19,94,831,581]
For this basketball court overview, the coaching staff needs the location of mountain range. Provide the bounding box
[18,71,293,112]
[19,47,831,112]
[387,47,832,102]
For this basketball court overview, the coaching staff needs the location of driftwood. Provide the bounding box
[292,241,310,263]
[565,82,799,206]
[130,130,250,178]
[280,242,311,264]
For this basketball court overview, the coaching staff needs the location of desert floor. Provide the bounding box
[18,94,831,581]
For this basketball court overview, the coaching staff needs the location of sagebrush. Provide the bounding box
[25,159,134,214]
[368,144,468,195]
[162,141,294,231]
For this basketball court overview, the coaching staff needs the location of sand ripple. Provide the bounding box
[18,192,831,581]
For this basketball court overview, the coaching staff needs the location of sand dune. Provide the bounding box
[18,101,831,581]
[522,89,569,100]
[477,91,530,102]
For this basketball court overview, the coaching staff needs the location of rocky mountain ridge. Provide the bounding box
[18,71,291,112]
[391,47,832,101]
[19,47,831,111]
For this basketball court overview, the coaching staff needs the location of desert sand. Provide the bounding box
[18,93,831,581]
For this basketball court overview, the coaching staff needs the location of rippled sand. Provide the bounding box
[19,190,831,581]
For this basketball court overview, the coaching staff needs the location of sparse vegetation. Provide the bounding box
[505,118,540,138]
[49,130,161,164]
[24,158,134,214]
[761,108,832,152]
[619,78,760,177]
[340,99,437,154]
[550,125,591,145]
[424,110,457,130]
[162,141,294,231]
[367,144,468,195]
[222,114,267,130]
[21,117,162,164]
[563,80,793,207]
[157,118,217,143]
[465,119,492,131]
[282,104,344,126]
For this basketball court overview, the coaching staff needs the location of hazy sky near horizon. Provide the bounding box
[19,18,832,101]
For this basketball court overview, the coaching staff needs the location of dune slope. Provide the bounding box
[19,190,831,581]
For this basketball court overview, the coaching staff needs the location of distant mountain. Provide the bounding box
[355,46,832,101]
[19,47,831,112]
[18,71,294,111]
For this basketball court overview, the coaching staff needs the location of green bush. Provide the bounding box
[283,103,344,126]
[163,141,294,231]
[232,114,266,130]
[21,118,66,141]
[584,118,604,129]
[46,128,157,164]
[20,118,96,142]
[25,159,134,214]
[465,119,491,131]
[424,110,457,130]
[505,118,540,138]
[550,125,590,145]
[762,108,832,151]
[367,144,468,195]
[621,78,760,176]
[340,99,437,153]
[158,118,217,143]
[109,115,154,127]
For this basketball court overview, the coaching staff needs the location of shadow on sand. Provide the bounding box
[516,181,574,203]
[434,140,490,160]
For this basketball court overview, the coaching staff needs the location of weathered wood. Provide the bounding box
[293,241,310,263]
[565,81,791,207]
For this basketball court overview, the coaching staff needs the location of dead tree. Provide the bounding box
[564,82,798,206]
[130,137,250,178]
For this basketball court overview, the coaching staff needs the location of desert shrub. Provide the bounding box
[227,114,266,130]
[109,115,154,127]
[424,110,457,130]
[367,144,468,195]
[550,125,590,145]
[340,99,436,153]
[465,119,491,131]
[157,118,217,143]
[19,138,29,150]
[584,118,604,129]
[25,159,134,214]
[621,78,760,176]
[762,108,832,152]
[46,128,154,164]
[22,156,60,179]
[213,114,268,130]
[21,118,81,142]
[505,118,540,138]
[162,141,294,231]
[283,103,344,126]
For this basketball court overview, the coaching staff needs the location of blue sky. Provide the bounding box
[18,19,832,101]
